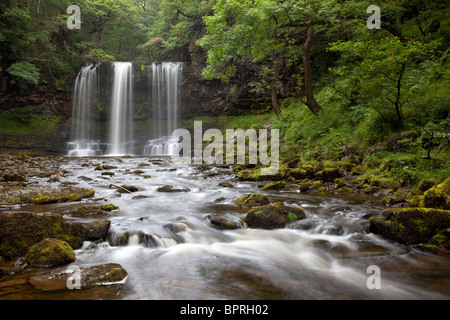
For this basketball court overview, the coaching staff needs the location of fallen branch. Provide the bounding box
[109,184,132,193]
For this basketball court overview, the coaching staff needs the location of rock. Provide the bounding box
[0,185,95,205]
[336,186,353,194]
[2,171,27,182]
[82,220,111,242]
[64,205,107,217]
[0,211,84,259]
[207,215,242,230]
[117,185,141,193]
[423,178,450,210]
[316,168,341,183]
[79,263,128,287]
[218,182,233,188]
[164,222,189,233]
[428,227,450,249]
[25,238,76,267]
[99,204,119,211]
[418,179,437,192]
[157,185,190,192]
[244,203,306,229]
[369,208,450,245]
[234,193,270,207]
[261,181,286,190]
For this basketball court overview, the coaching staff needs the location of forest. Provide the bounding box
[0,0,449,301]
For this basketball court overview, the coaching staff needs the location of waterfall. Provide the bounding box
[107,62,134,156]
[67,64,102,157]
[144,62,183,156]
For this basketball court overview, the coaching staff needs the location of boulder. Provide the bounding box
[0,211,84,259]
[261,181,286,190]
[245,203,306,229]
[423,178,450,210]
[157,185,190,192]
[82,220,111,242]
[316,168,341,183]
[369,208,450,245]
[81,263,128,287]
[207,215,243,230]
[25,238,76,267]
[234,193,270,207]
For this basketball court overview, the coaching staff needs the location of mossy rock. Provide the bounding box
[288,167,314,180]
[82,220,111,242]
[245,203,306,229]
[156,185,190,192]
[418,179,436,192]
[64,205,108,217]
[25,238,76,267]
[237,169,260,181]
[0,211,84,259]
[218,182,233,188]
[234,193,270,207]
[261,181,286,190]
[0,186,95,205]
[336,186,353,194]
[81,263,128,287]
[316,168,341,183]
[428,228,450,249]
[207,215,243,230]
[1,172,27,182]
[99,204,119,211]
[369,208,450,245]
[314,161,339,174]
[408,195,425,207]
[423,178,450,210]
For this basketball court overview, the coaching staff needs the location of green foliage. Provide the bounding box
[6,61,40,85]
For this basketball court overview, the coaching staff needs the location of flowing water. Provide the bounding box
[108,62,134,156]
[2,157,449,300]
[67,64,102,157]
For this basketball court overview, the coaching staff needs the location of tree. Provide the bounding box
[328,37,440,129]
[197,0,335,116]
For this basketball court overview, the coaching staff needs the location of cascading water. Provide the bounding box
[67,64,103,156]
[144,62,183,156]
[108,62,135,156]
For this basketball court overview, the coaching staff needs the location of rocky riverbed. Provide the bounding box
[0,153,449,299]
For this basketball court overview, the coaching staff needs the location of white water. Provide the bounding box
[48,157,450,300]
[67,65,103,156]
[144,62,183,156]
[108,62,134,156]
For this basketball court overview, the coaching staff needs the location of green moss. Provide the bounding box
[287,211,298,221]
[262,181,286,190]
[234,193,270,207]
[423,178,450,210]
[99,204,119,211]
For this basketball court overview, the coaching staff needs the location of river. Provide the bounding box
[1,156,449,300]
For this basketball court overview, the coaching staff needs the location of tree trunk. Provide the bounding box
[271,52,281,117]
[302,16,323,115]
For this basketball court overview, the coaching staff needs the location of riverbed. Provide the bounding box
[1,156,449,300]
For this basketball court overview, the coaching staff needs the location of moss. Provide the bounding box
[94,165,104,170]
[318,186,327,192]
[234,193,270,207]
[0,211,83,259]
[336,186,353,194]
[369,208,450,245]
[245,203,306,229]
[351,165,364,175]
[316,168,341,182]
[262,181,286,190]
[25,238,75,267]
[218,182,233,187]
[99,204,119,211]
[423,178,450,210]
[418,179,437,192]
